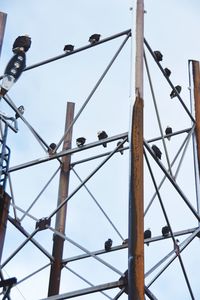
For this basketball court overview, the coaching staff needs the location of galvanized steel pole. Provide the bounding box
[48,102,75,296]
[128,0,144,299]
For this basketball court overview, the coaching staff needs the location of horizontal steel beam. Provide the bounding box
[8,132,128,172]
[39,279,125,300]
[63,243,127,264]
[0,29,131,80]
[8,127,192,173]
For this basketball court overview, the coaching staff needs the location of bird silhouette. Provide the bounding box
[117,140,124,155]
[12,35,31,53]
[162,225,170,237]
[48,143,57,154]
[89,34,101,44]
[144,229,151,246]
[170,85,182,99]
[76,137,86,147]
[63,44,74,52]
[97,131,108,147]
[15,105,25,119]
[154,50,163,62]
[152,144,162,160]
[104,238,112,251]
[165,126,172,140]
[164,67,171,77]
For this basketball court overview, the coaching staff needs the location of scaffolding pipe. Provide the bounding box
[48,102,75,296]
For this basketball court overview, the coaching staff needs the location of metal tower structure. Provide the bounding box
[0,1,200,299]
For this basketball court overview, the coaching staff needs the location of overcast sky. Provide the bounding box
[0,1,200,300]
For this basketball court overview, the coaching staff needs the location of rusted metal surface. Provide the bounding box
[192,60,200,173]
[128,96,144,300]
[48,102,75,296]
[0,186,10,263]
[0,12,7,58]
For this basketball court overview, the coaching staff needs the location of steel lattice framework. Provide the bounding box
[0,1,200,299]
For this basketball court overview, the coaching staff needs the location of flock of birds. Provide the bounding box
[103,225,172,251]
[0,36,181,251]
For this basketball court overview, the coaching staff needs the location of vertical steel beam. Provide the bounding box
[192,61,200,174]
[128,0,144,299]
[0,12,7,58]
[48,102,75,296]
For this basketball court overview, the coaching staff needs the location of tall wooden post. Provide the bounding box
[0,12,7,58]
[128,1,144,299]
[48,102,75,296]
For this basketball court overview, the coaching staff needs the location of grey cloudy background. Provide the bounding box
[0,0,200,299]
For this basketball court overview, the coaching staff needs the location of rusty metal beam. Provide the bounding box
[48,102,75,296]
[128,1,144,299]
[0,187,10,263]
[0,12,7,58]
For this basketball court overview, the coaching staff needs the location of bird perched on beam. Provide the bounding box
[76,137,86,147]
[164,67,171,77]
[15,105,25,119]
[0,35,31,97]
[89,33,101,44]
[165,126,172,140]
[154,50,163,62]
[63,44,74,52]
[97,130,108,147]
[12,35,31,53]
[104,238,112,251]
[170,85,182,99]
[117,140,124,155]
[152,144,162,160]
[48,143,57,155]
[144,229,151,246]
[162,225,170,237]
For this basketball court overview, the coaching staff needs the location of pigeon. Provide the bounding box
[165,126,172,140]
[104,238,112,251]
[76,137,86,147]
[154,50,163,62]
[15,105,25,119]
[89,33,101,44]
[152,144,162,160]
[63,44,74,52]
[162,225,170,237]
[12,35,31,53]
[170,85,182,99]
[97,131,108,147]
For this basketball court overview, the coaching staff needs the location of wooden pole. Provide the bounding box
[128,0,144,299]
[0,12,7,58]
[48,102,75,296]
[0,187,10,263]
